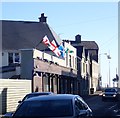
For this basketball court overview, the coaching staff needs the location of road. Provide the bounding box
[83,94,120,118]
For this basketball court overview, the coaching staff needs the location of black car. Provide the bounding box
[2,92,53,118]
[12,94,93,118]
[18,91,54,104]
[102,88,119,101]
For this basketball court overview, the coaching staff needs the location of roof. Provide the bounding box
[2,20,61,51]
[81,41,99,50]
[26,94,79,101]
[70,40,99,50]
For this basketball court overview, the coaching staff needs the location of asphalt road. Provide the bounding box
[83,94,120,118]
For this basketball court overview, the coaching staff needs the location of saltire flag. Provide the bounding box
[49,40,61,57]
[42,36,60,57]
[42,35,50,46]
[58,44,65,58]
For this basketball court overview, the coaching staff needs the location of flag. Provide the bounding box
[42,35,50,46]
[58,44,65,58]
[49,40,61,57]
[65,48,74,54]
[42,35,61,57]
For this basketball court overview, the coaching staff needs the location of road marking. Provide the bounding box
[108,104,117,110]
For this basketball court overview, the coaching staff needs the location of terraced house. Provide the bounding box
[0,13,99,114]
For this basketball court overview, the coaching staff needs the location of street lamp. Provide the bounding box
[99,53,107,77]
[99,53,111,88]
[107,54,111,87]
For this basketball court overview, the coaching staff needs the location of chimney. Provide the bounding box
[75,34,81,43]
[39,13,47,23]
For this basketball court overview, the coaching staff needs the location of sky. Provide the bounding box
[1,2,118,87]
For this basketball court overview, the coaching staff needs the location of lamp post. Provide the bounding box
[107,54,111,87]
[99,53,107,77]
[99,52,111,87]
[99,53,107,88]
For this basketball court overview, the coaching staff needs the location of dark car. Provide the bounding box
[12,94,93,118]
[102,88,119,101]
[2,92,53,118]
[18,91,54,104]
[17,92,53,109]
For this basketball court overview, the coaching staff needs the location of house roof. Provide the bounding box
[80,41,99,50]
[2,20,61,51]
[70,40,99,62]
[70,40,99,50]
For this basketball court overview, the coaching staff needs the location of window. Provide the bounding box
[15,53,20,63]
[69,55,71,67]
[72,56,74,68]
[8,53,13,64]
[83,63,85,73]
[66,53,68,66]
[75,97,88,111]
[75,57,77,69]
[8,52,20,65]
[75,99,84,110]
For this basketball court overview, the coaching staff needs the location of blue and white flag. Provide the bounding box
[58,44,65,58]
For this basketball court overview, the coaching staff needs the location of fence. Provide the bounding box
[0,79,31,114]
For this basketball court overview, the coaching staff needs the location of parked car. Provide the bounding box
[2,92,53,118]
[18,91,54,104]
[12,94,93,118]
[102,88,119,101]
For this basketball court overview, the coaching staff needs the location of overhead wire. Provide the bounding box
[99,33,118,51]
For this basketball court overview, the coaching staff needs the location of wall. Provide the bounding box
[92,60,99,91]
[2,51,8,67]
[20,49,34,80]
[33,49,66,67]
[2,71,16,79]
[0,79,31,114]
[64,42,77,69]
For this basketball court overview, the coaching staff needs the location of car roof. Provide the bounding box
[25,94,79,101]
[105,88,117,90]
[104,88,118,92]
[26,92,53,96]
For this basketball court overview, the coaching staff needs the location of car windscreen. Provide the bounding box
[13,99,73,117]
[105,88,117,92]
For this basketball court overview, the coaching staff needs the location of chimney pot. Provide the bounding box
[39,13,47,23]
[75,34,81,43]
